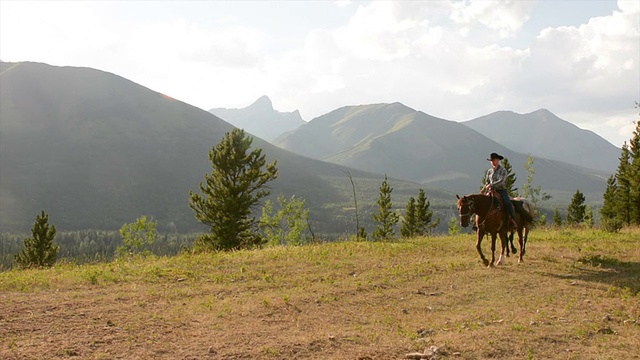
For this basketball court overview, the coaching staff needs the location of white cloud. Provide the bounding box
[334,1,353,8]
[1,0,637,146]
[450,0,535,38]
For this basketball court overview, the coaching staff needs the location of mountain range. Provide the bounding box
[463,110,620,173]
[0,61,436,233]
[209,95,305,142]
[274,102,609,194]
[0,61,616,233]
[213,96,619,176]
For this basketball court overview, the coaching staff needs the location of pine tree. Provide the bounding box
[357,227,368,241]
[415,189,439,236]
[401,197,418,238]
[566,189,586,225]
[372,175,399,241]
[14,210,59,269]
[553,208,563,227]
[584,206,594,228]
[627,121,640,225]
[615,144,632,225]
[502,157,518,197]
[600,175,622,232]
[189,129,278,251]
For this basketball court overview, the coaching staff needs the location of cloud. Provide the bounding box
[1,0,637,145]
[507,1,639,143]
[334,1,353,8]
[265,0,637,146]
[449,0,535,38]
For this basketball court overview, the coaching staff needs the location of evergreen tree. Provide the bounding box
[416,189,439,236]
[584,206,594,228]
[357,227,368,241]
[566,189,586,225]
[600,175,623,232]
[372,175,399,241]
[627,121,640,225]
[401,197,418,238]
[189,129,278,251]
[553,208,563,227]
[615,144,632,225]
[502,157,518,197]
[14,210,59,269]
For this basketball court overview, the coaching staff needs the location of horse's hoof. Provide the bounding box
[518,258,523,264]
[482,259,489,267]
[511,247,518,254]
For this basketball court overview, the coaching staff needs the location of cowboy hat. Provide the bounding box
[487,152,504,161]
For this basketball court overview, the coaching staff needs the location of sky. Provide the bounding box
[1,0,638,147]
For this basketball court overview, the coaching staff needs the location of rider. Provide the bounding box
[483,152,518,229]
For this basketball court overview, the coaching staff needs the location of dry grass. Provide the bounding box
[1,228,639,359]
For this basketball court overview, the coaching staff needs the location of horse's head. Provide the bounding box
[456,194,475,228]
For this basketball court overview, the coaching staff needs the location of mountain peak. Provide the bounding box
[530,108,557,120]
[248,95,273,111]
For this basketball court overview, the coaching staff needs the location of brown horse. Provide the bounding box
[456,193,534,267]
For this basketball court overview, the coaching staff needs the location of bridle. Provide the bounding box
[458,197,475,219]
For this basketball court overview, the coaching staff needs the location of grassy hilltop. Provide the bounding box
[1,228,639,359]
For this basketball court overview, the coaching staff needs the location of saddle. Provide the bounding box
[485,190,525,217]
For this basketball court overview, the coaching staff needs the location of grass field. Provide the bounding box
[1,228,639,359]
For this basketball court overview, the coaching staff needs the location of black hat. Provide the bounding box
[487,152,504,161]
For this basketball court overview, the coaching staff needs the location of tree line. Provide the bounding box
[9,114,638,269]
[600,118,640,232]
[7,128,442,269]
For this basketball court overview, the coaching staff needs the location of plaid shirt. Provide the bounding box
[486,165,507,190]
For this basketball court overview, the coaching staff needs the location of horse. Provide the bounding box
[456,193,534,267]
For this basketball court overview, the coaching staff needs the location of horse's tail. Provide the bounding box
[513,197,535,225]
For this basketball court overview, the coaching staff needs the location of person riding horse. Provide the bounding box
[482,152,518,230]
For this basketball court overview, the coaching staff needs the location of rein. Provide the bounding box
[473,193,495,229]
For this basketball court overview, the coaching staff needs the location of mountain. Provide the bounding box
[274,103,609,197]
[1,62,443,233]
[209,96,305,142]
[463,109,620,173]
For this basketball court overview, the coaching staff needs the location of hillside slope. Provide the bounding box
[0,62,437,232]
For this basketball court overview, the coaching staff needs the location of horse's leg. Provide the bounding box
[489,232,497,267]
[476,228,489,267]
[522,226,529,256]
[517,225,525,263]
[509,231,517,255]
[496,230,507,266]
